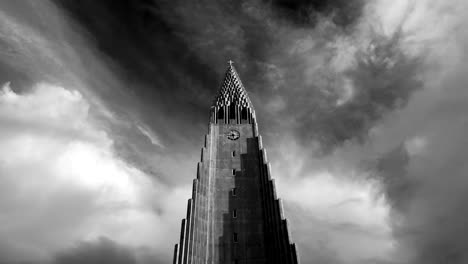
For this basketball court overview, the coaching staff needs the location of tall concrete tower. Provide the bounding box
[173,62,299,264]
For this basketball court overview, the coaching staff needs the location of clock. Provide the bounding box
[227,130,240,140]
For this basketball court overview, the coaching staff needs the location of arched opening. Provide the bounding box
[241,108,248,120]
[217,107,224,121]
[229,104,236,120]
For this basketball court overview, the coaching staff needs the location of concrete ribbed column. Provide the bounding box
[177,219,186,264]
[173,244,178,264]
[182,199,192,263]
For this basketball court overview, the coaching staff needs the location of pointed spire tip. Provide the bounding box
[212,60,253,111]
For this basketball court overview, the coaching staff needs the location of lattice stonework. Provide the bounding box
[210,64,256,124]
[214,65,252,109]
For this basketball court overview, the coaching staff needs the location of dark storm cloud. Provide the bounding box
[53,0,220,143]
[270,0,364,27]
[54,238,137,264]
[276,29,423,152]
[54,0,421,154]
[0,237,162,264]
[0,237,159,264]
[366,34,468,263]
[53,237,165,264]
[374,144,414,212]
[375,135,468,264]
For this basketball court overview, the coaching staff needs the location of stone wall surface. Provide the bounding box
[173,121,298,264]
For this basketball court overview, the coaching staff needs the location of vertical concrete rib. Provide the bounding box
[201,148,205,163]
[200,169,207,264]
[192,190,200,264]
[281,219,290,263]
[255,144,299,263]
[196,165,204,264]
[258,146,272,259]
[196,163,201,180]
[177,219,186,264]
[278,200,289,263]
[187,179,198,264]
[291,244,298,264]
[206,128,214,263]
[173,244,178,264]
[182,199,192,263]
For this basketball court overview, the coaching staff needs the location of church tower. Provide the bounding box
[173,62,299,264]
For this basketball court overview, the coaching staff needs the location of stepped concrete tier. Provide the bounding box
[173,61,299,264]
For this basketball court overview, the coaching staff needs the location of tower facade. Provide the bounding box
[173,62,298,264]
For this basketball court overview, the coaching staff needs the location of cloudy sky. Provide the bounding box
[1,0,468,263]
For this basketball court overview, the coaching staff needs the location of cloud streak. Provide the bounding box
[0,82,189,263]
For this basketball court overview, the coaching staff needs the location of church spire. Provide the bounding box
[173,60,299,264]
[211,61,255,124]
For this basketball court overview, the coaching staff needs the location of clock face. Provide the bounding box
[227,130,240,140]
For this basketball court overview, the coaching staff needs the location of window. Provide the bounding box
[229,104,236,119]
[233,233,238,243]
[241,108,247,120]
[232,188,237,196]
[218,108,224,120]
[233,209,237,218]
[232,151,236,157]
[232,169,236,176]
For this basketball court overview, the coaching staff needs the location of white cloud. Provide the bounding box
[280,172,388,228]
[277,171,393,263]
[366,0,468,57]
[267,138,394,263]
[0,83,180,263]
